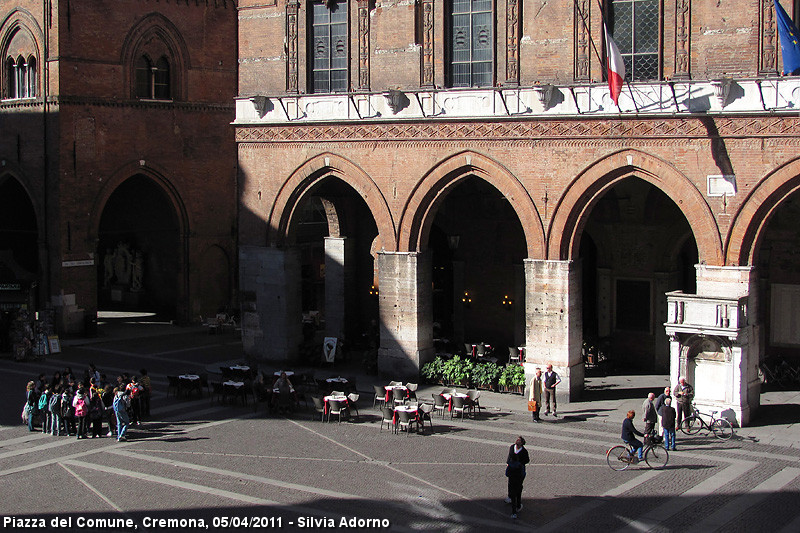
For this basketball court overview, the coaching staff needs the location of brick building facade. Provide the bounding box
[235,0,800,425]
[0,0,238,341]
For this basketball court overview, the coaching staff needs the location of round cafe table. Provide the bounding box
[384,384,407,403]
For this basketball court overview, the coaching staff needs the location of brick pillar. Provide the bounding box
[377,251,434,379]
[523,259,584,403]
[324,237,347,341]
[239,246,302,362]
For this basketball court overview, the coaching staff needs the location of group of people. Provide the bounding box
[623,377,694,460]
[526,365,561,421]
[23,364,152,443]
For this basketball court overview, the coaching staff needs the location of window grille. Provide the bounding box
[310,0,348,93]
[448,0,493,87]
[609,0,659,81]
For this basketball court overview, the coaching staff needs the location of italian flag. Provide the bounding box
[604,24,625,106]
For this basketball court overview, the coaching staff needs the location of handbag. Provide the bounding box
[21,403,29,424]
[527,400,538,411]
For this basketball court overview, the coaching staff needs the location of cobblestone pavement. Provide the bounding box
[1,325,799,533]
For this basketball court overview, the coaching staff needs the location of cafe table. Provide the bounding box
[384,384,408,403]
[440,391,468,411]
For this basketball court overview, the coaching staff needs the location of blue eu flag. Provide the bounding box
[775,0,800,75]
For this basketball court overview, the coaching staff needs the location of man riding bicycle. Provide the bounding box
[621,409,644,461]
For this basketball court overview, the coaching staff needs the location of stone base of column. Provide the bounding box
[239,246,302,362]
[379,346,435,380]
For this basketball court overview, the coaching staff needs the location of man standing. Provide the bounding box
[642,392,657,435]
[505,436,530,519]
[653,386,671,436]
[673,377,694,427]
[543,364,561,417]
[528,368,544,422]
[661,397,677,451]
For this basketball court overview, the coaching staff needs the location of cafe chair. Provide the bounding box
[347,393,360,420]
[405,383,418,402]
[210,382,224,405]
[388,381,403,387]
[311,397,326,422]
[328,399,347,423]
[330,390,345,397]
[451,395,468,420]
[466,390,484,417]
[508,346,521,364]
[167,376,180,398]
[418,403,434,433]
[396,409,418,436]
[432,394,448,418]
[199,373,210,396]
[392,387,407,407]
[380,407,396,433]
[464,343,474,357]
[476,343,487,358]
[373,385,386,410]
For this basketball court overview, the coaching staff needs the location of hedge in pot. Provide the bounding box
[472,361,501,390]
[442,355,473,387]
[498,364,526,394]
[421,356,445,384]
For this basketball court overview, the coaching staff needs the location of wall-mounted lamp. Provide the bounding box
[369,285,379,297]
[502,295,513,309]
[447,235,461,251]
[461,291,472,308]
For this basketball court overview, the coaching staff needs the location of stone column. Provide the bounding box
[653,271,674,373]
[523,259,584,402]
[377,251,434,379]
[239,246,302,362]
[452,260,465,345]
[324,237,347,341]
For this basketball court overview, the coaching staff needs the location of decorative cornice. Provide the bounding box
[51,95,234,112]
[235,116,800,143]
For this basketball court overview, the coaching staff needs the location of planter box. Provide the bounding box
[499,385,525,395]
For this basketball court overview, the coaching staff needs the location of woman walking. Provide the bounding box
[505,436,530,519]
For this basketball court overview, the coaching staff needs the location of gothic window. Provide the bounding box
[134,54,171,100]
[447,0,494,87]
[609,0,660,81]
[4,54,36,99]
[309,0,349,93]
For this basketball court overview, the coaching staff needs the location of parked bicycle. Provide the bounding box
[607,432,669,471]
[679,403,734,440]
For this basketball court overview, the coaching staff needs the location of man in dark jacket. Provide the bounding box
[622,410,644,460]
[661,397,677,451]
[505,436,530,519]
[642,393,657,435]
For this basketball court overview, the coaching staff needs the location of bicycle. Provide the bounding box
[679,403,734,440]
[607,433,669,471]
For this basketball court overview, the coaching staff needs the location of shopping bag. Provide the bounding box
[527,400,537,411]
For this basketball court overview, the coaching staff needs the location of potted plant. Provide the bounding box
[420,356,445,385]
[499,364,526,394]
[472,361,501,391]
[442,355,472,387]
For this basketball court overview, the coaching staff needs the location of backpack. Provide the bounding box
[74,397,87,417]
[38,392,49,411]
[48,393,60,414]
[61,394,74,418]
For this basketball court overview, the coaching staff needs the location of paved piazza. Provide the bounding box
[1,331,799,532]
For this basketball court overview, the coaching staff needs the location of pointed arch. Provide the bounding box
[266,153,396,249]
[548,149,723,265]
[120,13,189,100]
[397,151,544,257]
[726,156,800,267]
[88,161,190,246]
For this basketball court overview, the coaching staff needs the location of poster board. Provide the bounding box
[48,335,61,354]
[323,337,338,363]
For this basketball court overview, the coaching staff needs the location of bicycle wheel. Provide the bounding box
[680,416,702,435]
[607,445,631,471]
[711,418,733,440]
[645,445,669,469]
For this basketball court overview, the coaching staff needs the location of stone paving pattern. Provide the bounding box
[0,322,799,533]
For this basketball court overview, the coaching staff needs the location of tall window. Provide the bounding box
[4,55,36,99]
[135,55,171,99]
[447,0,493,87]
[609,0,659,81]
[310,0,348,93]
